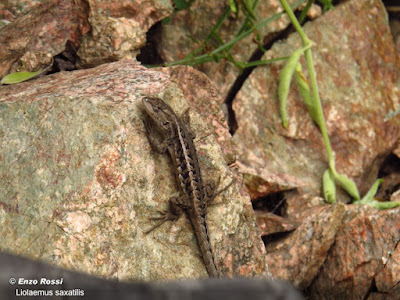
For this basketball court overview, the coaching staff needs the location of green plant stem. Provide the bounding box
[279,0,334,167]
[305,47,334,164]
[189,7,231,58]
[165,0,306,67]
[298,0,314,24]
[243,56,288,68]
[145,56,287,69]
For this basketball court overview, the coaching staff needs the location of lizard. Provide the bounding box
[142,96,232,278]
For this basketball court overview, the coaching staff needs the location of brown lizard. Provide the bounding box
[142,97,232,278]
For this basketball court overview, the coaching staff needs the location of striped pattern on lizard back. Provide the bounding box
[142,97,219,277]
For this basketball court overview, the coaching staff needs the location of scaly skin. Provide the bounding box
[142,97,231,277]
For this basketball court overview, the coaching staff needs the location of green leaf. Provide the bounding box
[278,48,305,128]
[161,16,171,24]
[367,200,400,210]
[1,69,43,85]
[294,63,321,126]
[242,0,257,21]
[174,0,195,10]
[228,0,238,13]
[355,178,399,210]
[323,168,336,203]
[335,173,360,200]
[360,179,383,204]
[317,0,334,12]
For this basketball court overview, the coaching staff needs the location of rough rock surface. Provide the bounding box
[255,210,297,236]
[0,0,173,75]
[263,199,400,299]
[248,0,400,297]
[233,0,400,201]
[166,66,236,165]
[0,0,46,27]
[0,60,269,280]
[77,0,173,67]
[309,206,400,300]
[0,0,90,77]
[265,202,346,289]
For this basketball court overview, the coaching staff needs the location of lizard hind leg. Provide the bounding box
[144,196,186,234]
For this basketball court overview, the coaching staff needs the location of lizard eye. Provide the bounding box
[153,107,159,113]
[162,121,169,126]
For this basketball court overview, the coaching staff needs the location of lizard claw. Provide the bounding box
[144,219,169,235]
[144,209,178,235]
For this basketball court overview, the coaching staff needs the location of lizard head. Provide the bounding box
[142,97,176,132]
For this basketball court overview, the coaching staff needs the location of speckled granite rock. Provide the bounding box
[0,0,173,75]
[77,0,173,67]
[0,0,89,77]
[0,60,269,280]
[309,206,400,300]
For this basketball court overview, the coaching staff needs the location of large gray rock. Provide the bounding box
[0,61,268,279]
